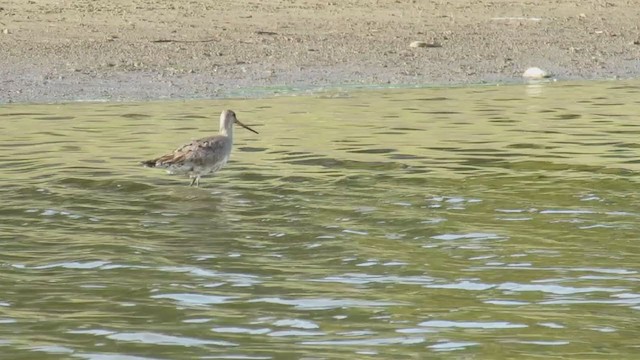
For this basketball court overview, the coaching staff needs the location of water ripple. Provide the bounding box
[151,293,236,306]
[248,297,399,310]
[419,320,528,329]
[2,81,640,359]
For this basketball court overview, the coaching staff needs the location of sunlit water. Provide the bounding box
[1,81,640,359]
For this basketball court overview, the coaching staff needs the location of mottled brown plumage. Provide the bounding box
[142,110,258,186]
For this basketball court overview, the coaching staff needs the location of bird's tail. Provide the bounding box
[141,159,158,168]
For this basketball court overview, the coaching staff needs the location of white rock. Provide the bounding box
[522,67,550,79]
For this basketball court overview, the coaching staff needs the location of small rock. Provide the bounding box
[2,28,9,34]
[409,40,440,48]
[523,67,550,79]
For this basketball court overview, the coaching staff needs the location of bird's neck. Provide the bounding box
[220,125,232,138]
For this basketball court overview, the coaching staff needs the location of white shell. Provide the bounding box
[409,41,428,48]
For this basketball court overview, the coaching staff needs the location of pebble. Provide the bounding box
[2,28,9,34]
[522,67,550,79]
[409,41,440,48]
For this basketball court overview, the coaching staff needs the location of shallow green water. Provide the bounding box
[1,81,640,359]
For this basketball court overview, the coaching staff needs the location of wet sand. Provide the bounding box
[1,0,639,103]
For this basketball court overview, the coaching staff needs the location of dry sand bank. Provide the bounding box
[1,0,639,103]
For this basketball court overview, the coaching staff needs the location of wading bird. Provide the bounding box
[142,110,258,186]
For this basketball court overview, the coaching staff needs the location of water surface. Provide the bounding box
[1,81,640,359]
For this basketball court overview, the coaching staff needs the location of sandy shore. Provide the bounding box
[1,0,639,103]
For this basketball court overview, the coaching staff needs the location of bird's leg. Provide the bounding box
[189,176,197,186]
[195,176,200,187]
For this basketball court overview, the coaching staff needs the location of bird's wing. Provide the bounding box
[151,135,228,166]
